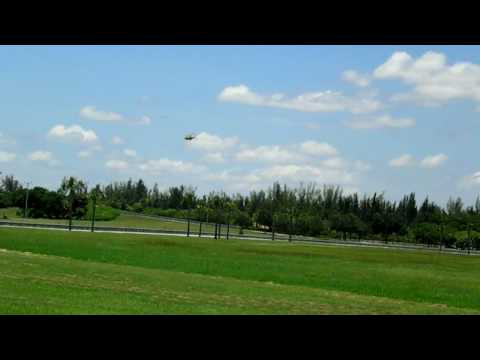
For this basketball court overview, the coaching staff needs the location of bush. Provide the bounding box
[454,230,480,250]
[84,203,120,221]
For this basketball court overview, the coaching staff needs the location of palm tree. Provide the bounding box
[59,177,87,231]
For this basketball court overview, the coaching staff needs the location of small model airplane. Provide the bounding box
[184,133,196,141]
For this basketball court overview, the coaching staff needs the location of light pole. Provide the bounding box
[91,190,97,233]
[24,182,31,218]
[468,223,472,254]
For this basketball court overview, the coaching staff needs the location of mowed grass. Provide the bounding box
[1,227,480,314]
[1,248,475,314]
[0,207,263,237]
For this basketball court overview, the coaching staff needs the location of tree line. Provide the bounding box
[1,174,480,249]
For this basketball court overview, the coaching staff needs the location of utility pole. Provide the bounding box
[69,202,73,231]
[91,191,97,233]
[289,209,293,242]
[468,223,472,254]
[24,182,31,218]
[226,208,231,240]
[271,212,275,241]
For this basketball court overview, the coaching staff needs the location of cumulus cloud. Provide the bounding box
[28,151,58,166]
[459,171,480,188]
[112,136,125,145]
[299,141,338,157]
[353,160,372,172]
[48,124,98,144]
[139,158,205,174]
[236,145,301,163]
[203,153,225,164]
[256,164,355,184]
[0,151,16,162]
[420,154,448,168]
[28,151,53,162]
[320,157,349,169]
[348,115,416,129]
[342,70,370,87]
[136,116,151,125]
[206,164,356,191]
[0,132,16,146]
[77,145,102,159]
[80,106,151,126]
[218,84,381,114]
[389,154,415,167]
[106,160,129,171]
[187,132,239,152]
[77,151,92,159]
[235,140,341,165]
[374,51,480,105]
[80,106,124,122]
[304,122,321,130]
[124,149,137,158]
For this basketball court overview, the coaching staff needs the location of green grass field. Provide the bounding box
[0,227,480,314]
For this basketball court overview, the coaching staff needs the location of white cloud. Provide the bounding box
[48,124,98,144]
[203,153,225,164]
[342,70,370,87]
[459,171,480,188]
[218,84,381,114]
[348,115,416,129]
[389,154,415,167]
[28,151,53,162]
[353,160,372,172]
[124,149,137,158]
[106,160,129,171]
[135,116,151,126]
[77,151,92,159]
[257,164,355,184]
[304,122,321,130]
[80,106,124,122]
[420,154,448,168]
[299,141,338,157]
[374,51,480,104]
[139,159,205,174]
[81,106,151,126]
[0,151,16,162]
[236,145,301,163]
[77,145,102,159]
[112,136,125,145]
[28,151,58,166]
[321,157,349,169]
[0,132,16,146]
[187,132,239,152]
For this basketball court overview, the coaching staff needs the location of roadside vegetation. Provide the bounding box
[1,174,480,248]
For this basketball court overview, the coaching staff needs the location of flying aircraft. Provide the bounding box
[184,133,196,141]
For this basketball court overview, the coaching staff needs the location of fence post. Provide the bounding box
[199,222,202,237]
[187,218,190,237]
[218,224,222,239]
[227,222,230,240]
[214,223,217,239]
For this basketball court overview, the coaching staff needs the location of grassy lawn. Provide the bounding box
[1,227,480,314]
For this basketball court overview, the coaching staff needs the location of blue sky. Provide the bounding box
[1,45,479,206]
